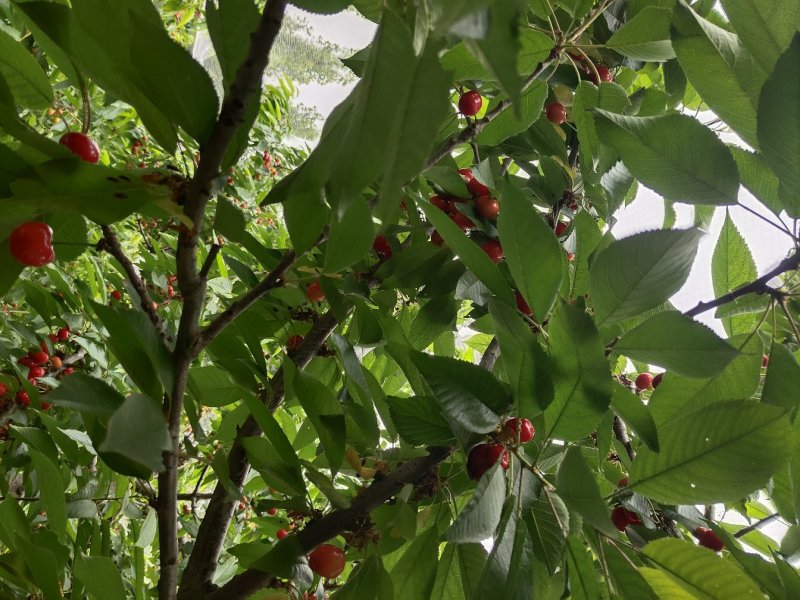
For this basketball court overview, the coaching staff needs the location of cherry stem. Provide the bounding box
[51,241,96,247]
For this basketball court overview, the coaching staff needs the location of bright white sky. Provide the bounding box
[288,5,789,546]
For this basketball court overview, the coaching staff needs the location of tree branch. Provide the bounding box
[733,512,781,539]
[206,447,454,600]
[99,225,165,339]
[685,252,800,318]
[158,2,289,598]
[178,311,340,598]
[612,415,635,461]
[193,249,298,355]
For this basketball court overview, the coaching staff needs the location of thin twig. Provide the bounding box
[99,225,166,339]
[198,244,221,280]
[685,253,800,317]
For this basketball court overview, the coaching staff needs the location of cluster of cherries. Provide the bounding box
[466,417,535,480]
[613,477,724,551]
[0,326,73,409]
[8,132,100,268]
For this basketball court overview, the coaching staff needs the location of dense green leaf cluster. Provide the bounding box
[0,0,799,598]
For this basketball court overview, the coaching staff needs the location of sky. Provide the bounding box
[286,5,789,546]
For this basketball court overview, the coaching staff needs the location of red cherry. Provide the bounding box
[238,502,246,511]
[431,230,445,247]
[372,235,392,260]
[266,507,278,516]
[276,528,289,540]
[588,65,613,84]
[480,240,504,263]
[59,132,100,163]
[308,544,346,579]
[695,527,724,552]
[18,356,35,368]
[555,221,569,236]
[28,366,45,379]
[30,351,49,365]
[9,222,55,267]
[484,442,510,470]
[430,195,452,213]
[458,168,474,182]
[515,291,532,315]
[450,211,475,231]
[458,90,483,116]
[111,290,123,301]
[652,372,664,388]
[305,281,325,303]
[545,102,567,124]
[618,476,629,487]
[635,373,654,391]
[0,383,8,396]
[15,390,30,407]
[63,367,74,376]
[48,333,58,343]
[51,356,63,369]
[762,354,769,368]
[287,335,304,351]
[467,444,491,481]
[467,177,490,197]
[40,401,51,411]
[504,417,535,443]
[611,506,638,531]
[476,195,500,220]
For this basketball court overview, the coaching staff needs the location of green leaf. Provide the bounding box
[446,464,506,543]
[29,450,66,541]
[474,500,535,599]
[476,81,548,145]
[557,447,618,537]
[288,361,346,473]
[496,183,563,320]
[410,350,510,433]
[8,160,170,225]
[629,401,794,504]
[566,537,603,600]
[213,197,246,243]
[336,555,394,600]
[647,333,763,426]
[641,538,763,599]
[712,212,758,335]
[604,542,658,600]
[463,2,524,110]
[419,198,514,304]
[594,111,740,204]
[390,526,440,600]
[430,543,486,600]
[525,492,568,575]
[589,228,703,326]
[74,556,126,600]
[16,534,61,600]
[47,373,124,416]
[489,299,554,416]
[762,341,800,417]
[92,303,173,400]
[206,0,260,88]
[610,387,659,452]
[324,197,375,273]
[607,7,676,61]
[408,297,457,350]
[387,396,456,446]
[99,394,172,475]
[17,2,177,151]
[671,1,766,147]
[730,147,782,216]
[720,0,800,73]
[188,366,249,407]
[614,311,739,377]
[757,34,800,215]
[71,0,218,144]
[0,28,53,108]
[242,437,307,497]
[543,301,613,441]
